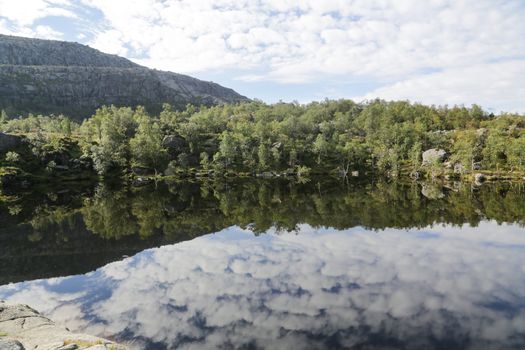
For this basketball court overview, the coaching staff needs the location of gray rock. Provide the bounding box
[0,302,126,350]
[162,135,187,150]
[410,171,420,180]
[351,170,359,177]
[0,34,137,68]
[284,168,296,176]
[476,128,487,137]
[132,177,153,187]
[453,163,466,174]
[256,172,275,178]
[0,34,249,120]
[421,184,445,200]
[0,338,25,350]
[474,173,486,183]
[0,133,23,153]
[422,149,447,166]
[472,162,482,170]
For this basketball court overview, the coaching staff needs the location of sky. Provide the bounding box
[0,0,524,112]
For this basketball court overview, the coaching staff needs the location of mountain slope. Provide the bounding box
[0,34,249,119]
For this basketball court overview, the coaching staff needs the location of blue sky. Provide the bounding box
[1,0,524,112]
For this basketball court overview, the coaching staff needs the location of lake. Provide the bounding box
[1,178,525,349]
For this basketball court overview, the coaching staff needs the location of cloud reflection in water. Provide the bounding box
[2,221,525,349]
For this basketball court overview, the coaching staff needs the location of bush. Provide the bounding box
[296,165,311,177]
[46,160,57,173]
[5,151,21,164]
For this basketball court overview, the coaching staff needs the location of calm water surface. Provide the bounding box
[1,179,525,349]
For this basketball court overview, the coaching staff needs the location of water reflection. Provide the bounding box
[2,222,525,349]
[1,179,525,284]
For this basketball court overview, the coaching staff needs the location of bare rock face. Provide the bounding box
[422,149,447,166]
[0,133,23,153]
[0,301,127,350]
[162,135,188,150]
[0,34,249,120]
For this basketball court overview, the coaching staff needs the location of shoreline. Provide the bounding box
[0,301,126,350]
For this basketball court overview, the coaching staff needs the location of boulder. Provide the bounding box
[421,184,445,200]
[351,170,359,177]
[256,172,275,178]
[476,128,487,137]
[162,135,187,150]
[0,302,127,350]
[422,149,447,166]
[410,171,420,180]
[132,177,153,187]
[0,133,23,153]
[474,173,486,184]
[453,163,465,174]
[0,338,25,350]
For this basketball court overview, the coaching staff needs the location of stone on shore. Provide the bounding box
[0,301,127,350]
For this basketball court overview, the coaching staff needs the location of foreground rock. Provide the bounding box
[0,302,126,350]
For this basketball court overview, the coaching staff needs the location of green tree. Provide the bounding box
[257,142,270,170]
[313,134,329,164]
[81,106,135,175]
[0,109,8,124]
[219,132,237,168]
[200,152,210,170]
[130,114,168,174]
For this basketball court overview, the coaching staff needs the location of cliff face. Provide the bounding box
[0,34,249,120]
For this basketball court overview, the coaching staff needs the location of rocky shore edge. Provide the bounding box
[0,301,127,350]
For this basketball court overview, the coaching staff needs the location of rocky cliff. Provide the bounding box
[0,34,249,120]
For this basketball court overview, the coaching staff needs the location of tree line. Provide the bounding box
[1,99,524,178]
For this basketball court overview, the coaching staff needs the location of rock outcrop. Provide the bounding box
[0,302,127,350]
[422,149,447,166]
[0,34,249,120]
[0,133,23,153]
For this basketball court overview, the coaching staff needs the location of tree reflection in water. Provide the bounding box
[1,179,525,349]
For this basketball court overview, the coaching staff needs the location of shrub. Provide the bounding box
[5,151,21,164]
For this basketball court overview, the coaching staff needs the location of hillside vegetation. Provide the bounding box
[1,99,524,184]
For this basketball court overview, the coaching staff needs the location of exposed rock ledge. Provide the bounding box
[0,302,127,350]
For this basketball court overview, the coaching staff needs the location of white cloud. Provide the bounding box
[0,0,76,26]
[2,222,525,349]
[358,60,525,112]
[0,0,524,110]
